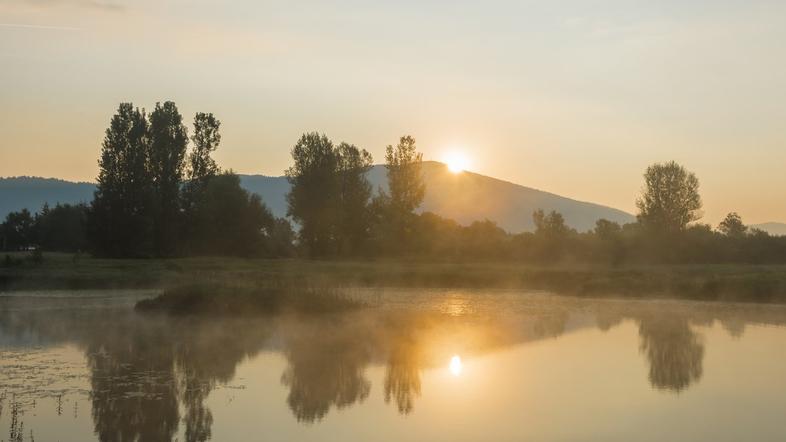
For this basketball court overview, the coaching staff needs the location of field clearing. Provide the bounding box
[3,252,786,303]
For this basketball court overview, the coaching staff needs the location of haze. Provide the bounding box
[2,0,785,224]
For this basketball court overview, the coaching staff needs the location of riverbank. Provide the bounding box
[2,252,786,303]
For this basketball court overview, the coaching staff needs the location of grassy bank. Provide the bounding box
[3,252,786,303]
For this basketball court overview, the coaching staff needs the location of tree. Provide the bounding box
[374,135,425,253]
[286,132,341,257]
[336,142,374,255]
[533,209,569,237]
[265,217,297,258]
[594,219,622,239]
[36,203,88,252]
[636,161,702,233]
[459,219,509,260]
[718,212,747,237]
[185,113,221,204]
[89,103,153,257]
[385,136,425,215]
[1,209,35,251]
[189,172,275,257]
[593,218,625,264]
[148,101,189,256]
[531,209,573,262]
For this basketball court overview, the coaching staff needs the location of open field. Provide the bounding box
[3,252,786,303]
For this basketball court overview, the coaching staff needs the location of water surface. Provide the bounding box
[2,289,786,441]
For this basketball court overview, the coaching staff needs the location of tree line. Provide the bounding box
[2,102,786,264]
[2,102,294,258]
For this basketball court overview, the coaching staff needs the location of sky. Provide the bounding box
[1,0,785,224]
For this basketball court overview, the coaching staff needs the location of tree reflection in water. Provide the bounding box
[279,316,372,422]
[3,294,786,440]
[638,316,704,392]
[384,335,422,415]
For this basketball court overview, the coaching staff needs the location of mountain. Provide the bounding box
[0,176,95,215]
[236,162,636,232]
[1,162,634,232]
[751,223,786,237]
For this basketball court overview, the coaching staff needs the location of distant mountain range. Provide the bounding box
[2,162,783,234]
[750,222,786,237]
[238,162,635,232]
[0,176,95,217]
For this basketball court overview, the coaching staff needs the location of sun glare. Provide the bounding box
[444,152,470,174]
[449,355,463,376]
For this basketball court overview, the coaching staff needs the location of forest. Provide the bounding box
[2,102,786,265]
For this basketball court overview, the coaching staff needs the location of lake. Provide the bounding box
[2,289,786,441]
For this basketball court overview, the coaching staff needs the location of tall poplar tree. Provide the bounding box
[148,101,188,256]
[89,103,153,257]
[185,112,221,203]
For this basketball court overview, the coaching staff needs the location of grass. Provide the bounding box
[3,251,786,304]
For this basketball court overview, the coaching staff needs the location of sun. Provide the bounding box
[444,152,470,174]
[449,355,463,376]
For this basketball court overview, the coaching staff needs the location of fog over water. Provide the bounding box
[2,289,786,441]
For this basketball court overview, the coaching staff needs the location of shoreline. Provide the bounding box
[3,253,786,304]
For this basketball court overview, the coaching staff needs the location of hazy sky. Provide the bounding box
[2,0,785,223]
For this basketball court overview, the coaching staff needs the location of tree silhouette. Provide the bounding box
[188,172,275,256]
[336,142,374,255]
[718,212,747,237]
[148,101,189,257]
[0,208,35,251]
[372,135,425,254]
[636,161,702,233]
[286,132,341,256]
[89,103,153,257]
[286,132,374,257]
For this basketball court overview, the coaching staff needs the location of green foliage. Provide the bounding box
[188,112,221,182]
[184,112,221,210]
[39,108,786,267]
[148,101,189,256]
[336,142,374,254]
[1,204,87,253]
[90,103,153,257]
[286,132,374,257]
[718,212,747,237]
[384,136,425,214]
[187,172,277,257]
[36,203,88,252]
[87,102,294,258]
[636,161,702,233]
[286,133,340,256]
[0,208,35,251]
[592,219,625,264]
[372,136,426,255]
[531,209,575,262]
[267,217,297,258]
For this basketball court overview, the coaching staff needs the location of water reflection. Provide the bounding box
[2,292,786,441]
[383,330,422,414]
[638,315,704,392]
[280,318,372,422]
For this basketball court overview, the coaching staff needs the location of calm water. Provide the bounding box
[2,289,786,441]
